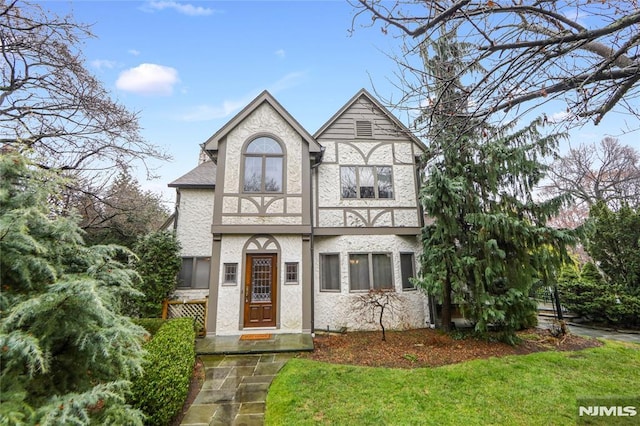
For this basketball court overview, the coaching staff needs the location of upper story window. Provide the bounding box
[341,166,393,199]
[243,136,283,192]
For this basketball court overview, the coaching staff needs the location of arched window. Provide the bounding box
[243,136,283,192]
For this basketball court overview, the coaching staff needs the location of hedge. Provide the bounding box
[132,318,166,336]
[129,318,196,425]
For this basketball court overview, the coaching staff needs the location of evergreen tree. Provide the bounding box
[130,231,182,318]
[75,171,170,249]
[416,28,575,339]
[0,151,145,425]
[587,202,640,295]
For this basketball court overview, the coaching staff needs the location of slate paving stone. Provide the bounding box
[232,413,264,426]
[219,355,261,367]
[193,389,236,404]
[200,355,225,368]
[254,362,285,376]
[241,375,275,384]
[179,404,217,425]
[239,402,266,415]
[201,379,225,391]
[235,387,268,404]
[206,366,232,380]
[182,335,311,425]
[210,402,240,424]
[232,366,258,377]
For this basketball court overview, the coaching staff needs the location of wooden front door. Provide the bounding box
[244,254,277,327]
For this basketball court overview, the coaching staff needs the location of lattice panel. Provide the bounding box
[162,299,207,336]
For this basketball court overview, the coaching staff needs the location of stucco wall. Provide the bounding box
[219,102,306,225]
[315,139,421,228]
[215,234,304,335]
[176,188,214,256]
[313,234,429,331]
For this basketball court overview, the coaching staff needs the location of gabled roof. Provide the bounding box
[313,88,425,150]
[202,90,322,154]
[168,160,216,188]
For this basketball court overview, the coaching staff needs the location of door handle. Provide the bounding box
[245,287,249,303]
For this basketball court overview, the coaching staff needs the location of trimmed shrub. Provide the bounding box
[129,318,196,426]
[132,318,166,336]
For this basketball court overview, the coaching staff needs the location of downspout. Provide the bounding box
[309,147,325,336]
[173,188,181,231]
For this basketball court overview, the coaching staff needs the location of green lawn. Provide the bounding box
[266,341,640,425]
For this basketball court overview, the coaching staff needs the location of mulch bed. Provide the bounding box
[299,327,602,369]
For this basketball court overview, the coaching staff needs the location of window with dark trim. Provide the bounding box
[178,257,211,289]
[340,166,393,199]
[400,253,416,291]
[320,254,340,291]
[285,262,299,284]
[349,253,393,291]
[223,263,238,284]
[243,136,283,193]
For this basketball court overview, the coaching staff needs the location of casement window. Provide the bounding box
[223,263,238,284]
[178,257,211,289]
[400,253,416,291]
[349,253,393,291]
[320,254,340,291]
[243,136,283,193]
[285,262,299,284]
[340,166,393,199]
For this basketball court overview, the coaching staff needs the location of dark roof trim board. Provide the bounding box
[202,90,323,155]
[168,160,216,188]
[313,88,425,150]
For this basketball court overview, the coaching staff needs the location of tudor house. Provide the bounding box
[168,89,432,336]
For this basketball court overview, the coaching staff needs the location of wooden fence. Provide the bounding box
[162,298,208,337]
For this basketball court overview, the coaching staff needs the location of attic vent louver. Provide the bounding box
[355,120,373,137]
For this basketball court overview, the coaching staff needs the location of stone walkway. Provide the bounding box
[180,353,292,426]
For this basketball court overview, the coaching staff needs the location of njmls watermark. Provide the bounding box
[577,397,639,425]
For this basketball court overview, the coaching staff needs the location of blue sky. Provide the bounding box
[40,1,639,205]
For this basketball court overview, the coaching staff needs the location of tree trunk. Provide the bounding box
[379,306,386,341]
[441,275,453,332]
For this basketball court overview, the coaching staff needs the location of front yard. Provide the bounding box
[266,337,640,425]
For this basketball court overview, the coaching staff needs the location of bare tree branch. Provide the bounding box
[352,0,640,133]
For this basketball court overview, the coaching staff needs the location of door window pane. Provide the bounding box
[349,254,370,291]
[251,257,272,302]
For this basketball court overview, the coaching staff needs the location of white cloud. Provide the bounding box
[116,63,179,96]
[548,111,574,124]
[180,97,254,122]
[128,49,141,56]
[144,1,217,16]
[275,49,285,58]
[90,59,117,70]
[268,71,307,93]
[179,71,308,122]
